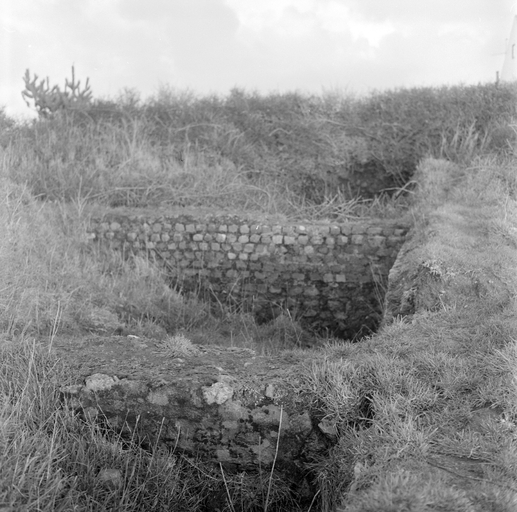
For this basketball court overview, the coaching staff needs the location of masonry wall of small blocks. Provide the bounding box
[88,212,410,339]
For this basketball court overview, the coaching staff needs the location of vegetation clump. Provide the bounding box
[5,68,516,217]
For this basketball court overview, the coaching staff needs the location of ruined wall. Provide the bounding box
[88,211,409,338]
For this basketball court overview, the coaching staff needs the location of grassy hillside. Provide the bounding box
[0,81,516,510]
[2,81,515,216]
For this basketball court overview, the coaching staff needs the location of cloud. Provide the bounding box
[347,0,507,24]
[0,0,514,118]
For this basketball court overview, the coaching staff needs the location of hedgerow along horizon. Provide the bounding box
[0,68,515,221]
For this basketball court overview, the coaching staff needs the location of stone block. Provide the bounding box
[351,224,366,234]
[369,235,386,247]
[323,274,334,283]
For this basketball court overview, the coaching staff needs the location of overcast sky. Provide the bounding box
[1,0,516,119]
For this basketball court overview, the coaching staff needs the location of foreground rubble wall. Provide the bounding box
[88,212,409,338]
[55,335,330,494]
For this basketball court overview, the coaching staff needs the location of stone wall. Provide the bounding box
[88,211,409,339]
[56,338,325,498]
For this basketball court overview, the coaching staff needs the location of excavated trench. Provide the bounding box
[54,161,452,510]
[52,228,411,510]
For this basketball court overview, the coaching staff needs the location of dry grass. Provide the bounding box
[3,82,515,220]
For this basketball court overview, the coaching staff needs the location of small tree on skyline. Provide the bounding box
[22,66,93,118]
